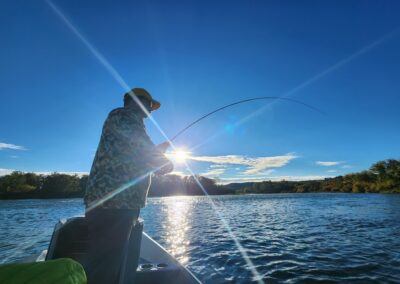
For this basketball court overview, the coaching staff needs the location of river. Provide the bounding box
[1,193,399,283]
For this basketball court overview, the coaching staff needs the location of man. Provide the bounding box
[84,88,173,284]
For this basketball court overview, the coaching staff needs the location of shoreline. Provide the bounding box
[1,159,399,199]
[1,190,399,201]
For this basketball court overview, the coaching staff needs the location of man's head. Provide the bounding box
[124,88,160,117]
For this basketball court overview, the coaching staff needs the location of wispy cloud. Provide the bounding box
[167,171,187,177]
[219,175,331,184]
[189,155,250,165]
[0,169,88,177]
[0,142,26,151]
[201,168,226,177]
[209,164,228,169]
[342,165,352,169]
[34,171,89,176]
[237,169,276,176]
[0,168,15,176]
[327,169,338,173]
[316,161,343,167]
[189,153,297,175]
[243,155,297,174]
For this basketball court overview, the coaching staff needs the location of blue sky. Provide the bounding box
[1,0,400,183]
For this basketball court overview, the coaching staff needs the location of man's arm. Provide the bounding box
[108,111,173,174]
[153,142,174,175]
[139,135,174,175]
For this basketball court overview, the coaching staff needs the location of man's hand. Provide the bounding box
[154,161,174,176]
[153,141,173,175]
[156,141,171,153]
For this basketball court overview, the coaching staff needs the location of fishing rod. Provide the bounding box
[170,96,325,142]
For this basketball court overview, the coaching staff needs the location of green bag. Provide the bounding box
[0,258,86,284]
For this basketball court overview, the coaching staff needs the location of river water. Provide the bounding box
[1,193,399,283]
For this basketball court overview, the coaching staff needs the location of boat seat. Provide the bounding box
[46,216,143,284]
[46,217,87,263]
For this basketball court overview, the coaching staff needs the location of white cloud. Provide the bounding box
[327,170,338,173]
[342,165,352,169]
[243,155,297,174]
[189,155,250,165]
[237,169,275,176]
[218,175,332,184]
[34,171,89,177]
[189,153,297,175]
[209,164,228,169]
[316,161,343,167]
[0,169,88,177]
[201,168,226,177]
[0,142,26,151]
[0,168,15,176]
[167,171,187,177]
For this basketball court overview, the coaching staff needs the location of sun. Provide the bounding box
[167,150,190,164]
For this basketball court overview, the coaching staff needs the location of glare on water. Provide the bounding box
[164,197,191,264]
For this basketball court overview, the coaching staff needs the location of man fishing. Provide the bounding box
[84,88,173,284]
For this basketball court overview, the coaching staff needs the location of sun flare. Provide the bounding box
[167,150,191,164]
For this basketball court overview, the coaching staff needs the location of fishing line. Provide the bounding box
[170,27,400,143]
[170,96,324,141]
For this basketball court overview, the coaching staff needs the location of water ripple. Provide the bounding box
[1,194,400,283]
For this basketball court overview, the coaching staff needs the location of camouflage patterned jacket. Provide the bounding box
[84,107,173,210]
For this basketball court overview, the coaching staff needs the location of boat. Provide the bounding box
[38,216,201,284]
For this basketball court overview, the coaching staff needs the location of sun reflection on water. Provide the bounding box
[163,197,191,265]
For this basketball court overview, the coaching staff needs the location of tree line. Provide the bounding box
[0,159,399,199]
[0,172,234,199]
[0,172,88,199]
[237,159,400,194]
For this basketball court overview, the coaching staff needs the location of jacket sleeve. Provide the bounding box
[137,131,174,175]
[106,110,174,175]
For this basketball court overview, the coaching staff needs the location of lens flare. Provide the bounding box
[166,150,191,164]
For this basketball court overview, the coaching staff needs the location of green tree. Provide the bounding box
[41,173,81,197]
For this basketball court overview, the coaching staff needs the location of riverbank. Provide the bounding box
[1,159,399,199]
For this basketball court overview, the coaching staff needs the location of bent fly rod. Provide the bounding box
[169,96,325,142]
